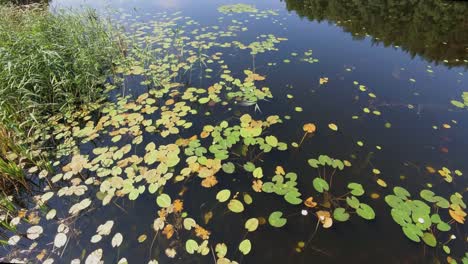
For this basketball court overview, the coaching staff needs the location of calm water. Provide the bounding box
[5,0,467,263]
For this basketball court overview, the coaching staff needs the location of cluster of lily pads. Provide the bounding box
[385,186,465,251]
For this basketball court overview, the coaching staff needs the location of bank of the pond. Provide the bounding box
[0,4,123,242]
[0,4,122,130]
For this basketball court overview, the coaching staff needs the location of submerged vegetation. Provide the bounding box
[0,1,467,264]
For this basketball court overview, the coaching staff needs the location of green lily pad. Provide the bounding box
[348,182,365,196]
[253,167,263,178]
[244,162,256,172]
[268,211,287,228]
[186,239,199,254]
[216,189,231,203]
[228,199,244,213]
[391,208,411,226]
[262,182,274,193]
[245,218,259,232]
[265,135,278,147]
[308,159,319,168]
[346,196,360,209]
[443,245,451,254]
[222,162,235,174]
[312,178,329,193]
[156,193,171,208]
[239,239,251,255]
[333,208,350,222]
[385,195,403,208]
[451,100,465,108]
[394,187,411,199]
[422,232,437,247]
[433,196,450,208]
[284,191,302,205]
[402,224,422,242]
[356,203,375,220]
[436,221,451,232]
[420,190,436,202]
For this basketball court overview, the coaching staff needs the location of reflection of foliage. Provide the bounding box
[284,0,468,67]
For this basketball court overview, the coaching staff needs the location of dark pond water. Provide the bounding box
[4,0,467,263]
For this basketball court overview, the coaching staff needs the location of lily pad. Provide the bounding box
[222,162,235,174]
[186,239,199,254]
[156,193,171,208]
[422,232,437,247]
[356,203,375,220]
[268,211,287,228]
[333,208,350,222]
[216,189,231,203]
[239,239,252,255]
[284,191,302,205]
[348,183,365,196]
[228,199,245,213]
[312,178,329,193]
[245,218,259,232]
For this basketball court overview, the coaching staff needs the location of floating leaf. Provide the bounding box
[443,245,451,254]
[422,232,437,247]
[138,234,147,243]
[394,187,411,199]
[333,208,350,222]
[183,218,196,230]
[216,189,231,203]
[186,239,199,254]
[222,162,235,174]
[239,239,251,255]
[348,183,365,196]
[156,193,172,208]
[54,233,67,248]
[304,197,317,208]
[376,179,387,188]
[312,178,329,193]
[215,243,227,258]
[328,123,338,131]
[356,203,375,220]
[228,199,244,213]
[268,211,287,228]
[451,100,465,108]
[243,162,256,172]
[253,167,263,178]
[402,224,422,242]
[420,190,436,202]
[346,196,360,209]
[303,123,316,133]
[449,209,465,224]
[265,136,278,147]
[284,191,302,205]
[245,218,259,232]
[112,233,123,248]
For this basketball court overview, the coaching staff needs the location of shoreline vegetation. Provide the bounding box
[0,3,124,243]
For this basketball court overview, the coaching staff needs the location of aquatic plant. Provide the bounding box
[0,4,122,129]
[307,155,376,225]
[451,92,468,109]
[385,186,465,251]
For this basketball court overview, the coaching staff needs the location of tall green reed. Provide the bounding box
[0,4,121,130]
